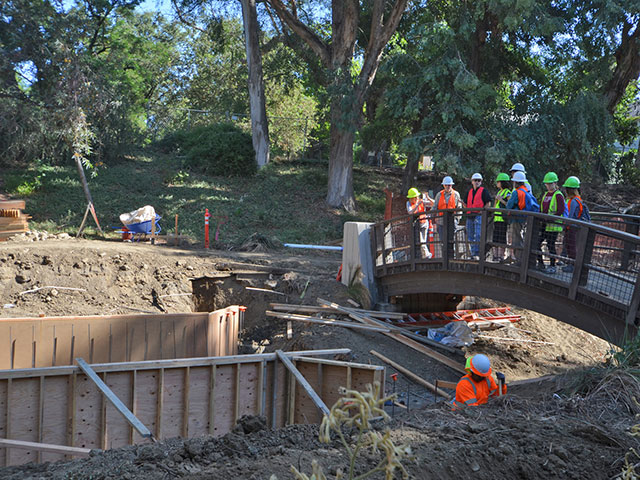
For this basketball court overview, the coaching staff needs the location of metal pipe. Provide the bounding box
[283,243,343,251]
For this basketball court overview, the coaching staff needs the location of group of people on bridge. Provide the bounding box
[406,162,591,273]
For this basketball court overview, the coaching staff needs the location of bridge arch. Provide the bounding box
[371,208,640,345]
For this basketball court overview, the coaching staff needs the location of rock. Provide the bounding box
[15,274,30,284]
[184,438,205,457]
[42,256,53,265]
[50,289,59,297]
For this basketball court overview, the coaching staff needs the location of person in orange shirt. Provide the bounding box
[451,354,506,409]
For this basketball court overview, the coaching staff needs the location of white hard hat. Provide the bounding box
[511,171,527,182]
[442,176,454,185]
[471,173,482,180]
[510,162,526,173]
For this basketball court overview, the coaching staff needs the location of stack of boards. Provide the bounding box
[0,200,29,241]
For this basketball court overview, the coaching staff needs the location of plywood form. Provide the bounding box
[0,308,242,369]
[0,351,383,466]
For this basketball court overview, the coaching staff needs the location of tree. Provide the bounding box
[265,0,408,211]
[240,0,270,167]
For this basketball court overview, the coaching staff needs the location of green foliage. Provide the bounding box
[164,123,256,177]
[609,330,640,368]
[613,151,640,187]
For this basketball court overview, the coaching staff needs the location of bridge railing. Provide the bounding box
[371,208,640,327]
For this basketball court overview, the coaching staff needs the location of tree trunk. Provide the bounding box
[603,20,640,114]
[327,102,356,211]
[401,154,420,194]
[240,0,270,168]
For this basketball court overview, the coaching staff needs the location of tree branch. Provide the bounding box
[265,0,330,67]
[356,0,408,106]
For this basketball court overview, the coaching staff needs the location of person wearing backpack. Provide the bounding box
[505,171,540,263]
[492,173,512,262]
[535,172,565,274]
[562,176,590,273]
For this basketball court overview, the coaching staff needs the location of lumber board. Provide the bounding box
[265,311,390,332]
[276,350,329,417]
[161,367,185,439]
[133,370,159,443]
[104,372,133,449]
[269,303,406,320]
[327,300,459,354]
[370,350,451,400]
[7,377,39,465]
[40,376,70,463]
[72,373,102,449]
[0,349,352,380]
[318,299,465,373]
[76,359,152,440]
[0,200,26,210]
[187,366,210,437]
[211,364,235,435]
[0,438,92,457]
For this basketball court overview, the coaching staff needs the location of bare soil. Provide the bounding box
[0,236,637,479]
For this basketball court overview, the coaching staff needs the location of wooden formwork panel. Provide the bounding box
[0,307,241,369]
[0,352,384,466]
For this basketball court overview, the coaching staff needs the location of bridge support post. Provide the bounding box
[519,216,535,282]
[478,211,488,270]
[568,226,595,300]
[342,222,378,306]
[621,218,640,271]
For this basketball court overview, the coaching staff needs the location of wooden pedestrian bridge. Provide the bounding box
[369,209,640,345]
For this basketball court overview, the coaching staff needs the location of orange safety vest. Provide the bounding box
[415,201,427,224]
[437,190,457,216]
[466,187,485,208]
[568,196,583,219]
[451,374,506,409]
[515,186,528,210]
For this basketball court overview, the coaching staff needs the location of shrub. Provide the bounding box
[160,123,256,176]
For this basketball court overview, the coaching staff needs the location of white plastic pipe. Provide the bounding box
[283,243,343,251]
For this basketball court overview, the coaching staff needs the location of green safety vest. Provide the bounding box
[541,190,563,232]
[494,188,512,222]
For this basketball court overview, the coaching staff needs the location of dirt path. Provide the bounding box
[0,237,636,479]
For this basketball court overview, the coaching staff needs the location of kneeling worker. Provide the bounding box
[452,354,506,409]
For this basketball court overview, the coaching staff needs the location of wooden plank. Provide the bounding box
[275,350,329,417]
[0,438,92,457]
[0,349,352,380]
[75,358,152,440]
[293,362,323,425]
[265,311,391,333]
[208,365,216,436]
[211,365,235,435]
[10,323,35,369]
[269,303,406,320]
[133,370,158,443]
[7,377,39,465]
[317,299,459,354]
[158,367,184,439]
[72,372,102,450]
[104,372,133,449]
[318,299,464,373]
[187,366,210,438]
[0,200,26,209]
[370,350,451,400]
